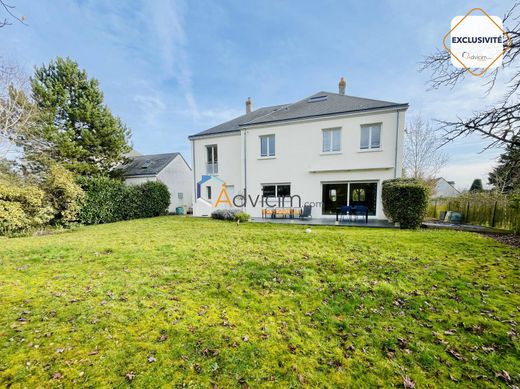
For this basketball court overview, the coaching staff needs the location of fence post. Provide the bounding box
[491,200,498,228]
[465,201,470,223]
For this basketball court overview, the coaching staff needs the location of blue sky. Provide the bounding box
[1,0,513,188]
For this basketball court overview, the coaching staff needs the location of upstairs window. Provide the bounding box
[360,124,381,150]
[260,135,275,157]
[322,128,341,152]
[206,145,218,174]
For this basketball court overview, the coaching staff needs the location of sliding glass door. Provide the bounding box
[322,182,378,215]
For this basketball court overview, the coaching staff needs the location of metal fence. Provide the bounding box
[427,196,520,232]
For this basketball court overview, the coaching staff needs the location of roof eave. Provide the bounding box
[188,129,241,140]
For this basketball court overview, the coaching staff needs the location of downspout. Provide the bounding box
[243,129,248,211]
[394,110,400,178]
[192,140,196,205]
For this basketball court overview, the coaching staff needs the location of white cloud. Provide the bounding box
[145,0,199,119]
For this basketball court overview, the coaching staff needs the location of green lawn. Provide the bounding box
[0,217,519,388]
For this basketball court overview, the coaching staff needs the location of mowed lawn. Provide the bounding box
[0,217,519,388]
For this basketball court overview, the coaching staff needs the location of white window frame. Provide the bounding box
[260,134,276,157]
[360,123,382,150]
[322,127,341,153]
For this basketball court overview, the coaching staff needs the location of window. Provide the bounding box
[206,145,218,174]
[206,186,212,200]
[322,128,341,152]
[260,135,275,157]
[262,185,276,198]
[178,192,183,200]
[360,124,381,150]
[262,184,291,197]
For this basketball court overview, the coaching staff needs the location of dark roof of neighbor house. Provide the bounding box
[121,153,180,177]
[189,91,408,139]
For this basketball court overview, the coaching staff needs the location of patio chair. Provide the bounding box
[299,205,312,219]
[355,205,369,223]
[339,205,351,221]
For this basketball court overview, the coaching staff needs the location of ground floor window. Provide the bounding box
[262,184,291,198]
[322,182,377,215]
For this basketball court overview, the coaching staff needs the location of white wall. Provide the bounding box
[191,133,243,208]
[433,179,460,198]
[125,156,193,213]
[157,156,193,212]
[243,109,406,218]
[191,108,406,218]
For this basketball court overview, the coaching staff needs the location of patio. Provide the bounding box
[251,217,395,228]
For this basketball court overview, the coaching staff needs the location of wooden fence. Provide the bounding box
[427,196,520,233]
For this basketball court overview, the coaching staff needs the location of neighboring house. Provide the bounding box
[431,177,460,198]
[121,153,193,213]
[189,78,408,219]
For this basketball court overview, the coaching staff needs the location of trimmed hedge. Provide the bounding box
[211,209,250,222]
[78,177,170,225]
[382,178,429,229]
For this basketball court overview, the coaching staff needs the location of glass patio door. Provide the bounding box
[322,182,377,216]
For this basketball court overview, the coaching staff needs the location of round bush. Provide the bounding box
[382,178,429,229]
[211,209,250,222]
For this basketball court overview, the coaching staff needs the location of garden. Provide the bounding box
[0,217,519,387]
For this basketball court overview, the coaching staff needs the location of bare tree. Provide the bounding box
[404,116,449,181]
[0,0,26,28]
[0,59,37,159]
[421,3,520,150]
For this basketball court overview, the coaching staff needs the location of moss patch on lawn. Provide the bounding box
[0,217,519,387]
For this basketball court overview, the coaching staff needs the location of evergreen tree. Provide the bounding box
[31,57,131,176]
[469,179,483,192]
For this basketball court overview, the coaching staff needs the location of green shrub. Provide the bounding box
[211,209,250,222]
[78,177,171,225]
[235,212,250,223]
[0,183,53,235]
[43,164,84,226]
[138,181,170,218]
[382,178,429,229]
[78,176,124,224]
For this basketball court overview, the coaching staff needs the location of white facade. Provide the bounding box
[191,102,407,219]
[125,155,193,213]
[432,177,460,198]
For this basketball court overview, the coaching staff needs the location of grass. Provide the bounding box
[0,217,519,388]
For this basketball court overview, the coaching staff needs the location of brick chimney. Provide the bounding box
[245,97,252,114]
[338,77,346,95]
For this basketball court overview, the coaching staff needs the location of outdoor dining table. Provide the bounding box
[335,206,369,223]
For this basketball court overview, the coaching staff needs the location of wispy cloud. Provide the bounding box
[146,0,199,119]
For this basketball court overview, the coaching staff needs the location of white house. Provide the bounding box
[189,79,408,219]
[121,153,193,213]
[431,177,460,198]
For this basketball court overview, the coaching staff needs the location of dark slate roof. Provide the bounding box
[189,91,408,138]
[188,104,288,139]
[121,153,180,177]
[242,91,408,126]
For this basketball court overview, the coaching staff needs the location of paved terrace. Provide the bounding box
[251,217,396,228]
